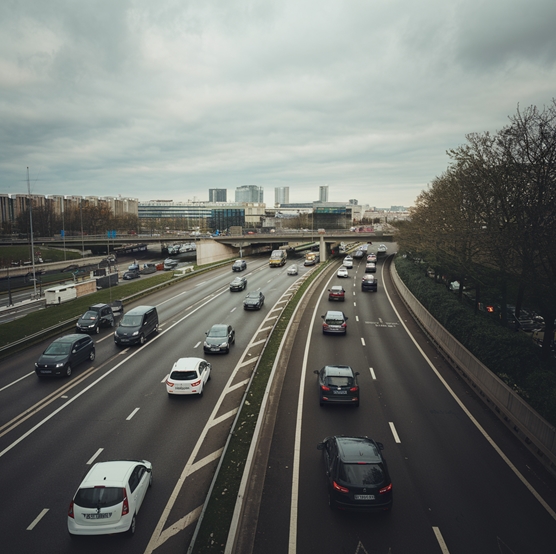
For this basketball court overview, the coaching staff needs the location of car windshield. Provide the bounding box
[339,463,384,486]
[120,315,143,327]
[326,376,353,387]
[44,342,71,355]
[81,311,98,320]
[208,327,227,338]
[74,487,123,509]
[246,293,259,298]
[170,370,198,380]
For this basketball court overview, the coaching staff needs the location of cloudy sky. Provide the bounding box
[1,1,555,208]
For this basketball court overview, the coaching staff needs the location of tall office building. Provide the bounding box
[274,187,290,205]
[209,189,227,202]
[319,185,329,203]
[235,185,264,203]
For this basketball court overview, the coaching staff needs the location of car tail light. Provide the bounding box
[191,379,201,387]
[122,489,130,516]
[333,481,349,494]
[321,385,330,391]
[166,380,174,387]
[349,386,358,392]
[323,323,329,330]
[341,323,346,328]
[68,500,74,518]
[379,483,393,495]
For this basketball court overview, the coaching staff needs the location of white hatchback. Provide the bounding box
[68,460,152,537]
[343,257,353,269]
[166,357,211,397]
[337,267,349,278]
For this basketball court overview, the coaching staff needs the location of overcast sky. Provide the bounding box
[1,1,555,208]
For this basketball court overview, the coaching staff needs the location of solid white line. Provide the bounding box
[433,526,450,553]
[369,367,376,380]
[27,508,49,531]
[382,262,556,521]
[361,337,366,347]
[0,371,35,392]
[126,408,140,421]
[87,448,104,465]
[289,272,335,553]
[389,422,401,443]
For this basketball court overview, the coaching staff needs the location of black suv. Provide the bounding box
[313,365,360,406]
[232,259,247,272]
[317,436,393,512]
[76,304,115,334]
[35,334,95,378]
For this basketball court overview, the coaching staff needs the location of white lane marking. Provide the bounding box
[209,409,239,428]
[433,527,450,553]
[382,262,556,521]
[353,302,356,307]
[0,371,35,392]
[195,281,207,287]
[87,448,104,465]
[355,315,359,322]
[126,408,140,421]
[289,271,335,553]
[379,317,384,324]
[361,337,366,347]
[96,334,112,343]
[231,307,236,312]
[27,509,49,531]
[250,339,266,347]
[194,341,201,348]
[389,422,401,443]
[157,505,203,545]
[369,367,376,380]
[190,448,224,474]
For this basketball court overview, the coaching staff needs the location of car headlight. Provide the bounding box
[132,331,139,336]
[56,362,64,368]
[204,341,209,348]
[35,362,39,367]
[220,342,228,348]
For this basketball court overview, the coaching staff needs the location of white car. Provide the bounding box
[343,257,353,269]
[166,357,211,396]
[337,267,349,278]
[68,460,152,537]
[287,264,298,275]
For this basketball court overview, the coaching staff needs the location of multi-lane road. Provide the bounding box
[2,248,556,554]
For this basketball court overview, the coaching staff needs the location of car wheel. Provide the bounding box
[95,326,100,334]
[127,514,136,536]
[139,334,146,345]
[65,364,72,378]
[89,349,95,361]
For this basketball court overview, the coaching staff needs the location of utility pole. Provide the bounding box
[27,167,38,298]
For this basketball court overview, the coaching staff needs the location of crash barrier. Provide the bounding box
[391,261,556,474]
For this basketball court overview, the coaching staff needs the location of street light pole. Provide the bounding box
[27,167,38,298]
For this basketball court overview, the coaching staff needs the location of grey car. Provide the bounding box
[204,324,235,354]
[35,334,95,378]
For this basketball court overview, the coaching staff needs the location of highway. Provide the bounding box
[3,246,556,554]
[246,254,556,554]
[0,252,309,554]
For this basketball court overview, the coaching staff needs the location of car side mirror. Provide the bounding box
[321,315,324,319]
[345,316,348,321]
[355,372,360,376]
[313,370,319,375]
[317,443,325,450]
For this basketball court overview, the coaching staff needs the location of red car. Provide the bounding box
[328,286,345,302]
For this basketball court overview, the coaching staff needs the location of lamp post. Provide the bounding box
[27,167,37,299]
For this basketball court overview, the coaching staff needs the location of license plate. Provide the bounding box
[83,512,112,519]
[211,347,220,351]
[176,385,189,390]
[40,370,52,374]
[334,390,347,395]
[354,494,375,500]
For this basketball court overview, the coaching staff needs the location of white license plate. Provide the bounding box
[334,390,347,395]
[211,347,220,351]
[176,385,189,390]
[83,512,112,519]
[354,494,375,500]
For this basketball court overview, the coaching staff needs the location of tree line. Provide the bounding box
[396,101,556,360]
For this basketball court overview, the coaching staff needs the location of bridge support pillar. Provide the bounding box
[319,236,327,262]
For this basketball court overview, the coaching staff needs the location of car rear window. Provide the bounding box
[326,376,353,387]
[339,463,385,486]
[74,487,123,508]
[170,370,198,380]
[325,317,344,325]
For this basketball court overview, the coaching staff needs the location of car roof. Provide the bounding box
[335,437,382,463]
[330,285,344,290]
[362,275,375,280]
[52,334,87,343]
[324,310,345,318]
[322,365,354,376]
[172,357,205,370]
[82,460,144,486]
[246,291,261,296]
[126,305,155,315]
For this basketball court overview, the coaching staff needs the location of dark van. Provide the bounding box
[114,306,159,346]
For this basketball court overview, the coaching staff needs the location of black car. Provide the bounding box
[314,365,360,407]
[230,276,247,291]
[365,262,376,273]
[204,324,235,354]
[243,291,265,310]
[232,259,247,272]
[123,270,140,280]
[35,334,95,378]
[76,304,115,334]
[317,436,393,512]
[361,275,378,292]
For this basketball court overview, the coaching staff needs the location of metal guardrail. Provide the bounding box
[391,260,556,474]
